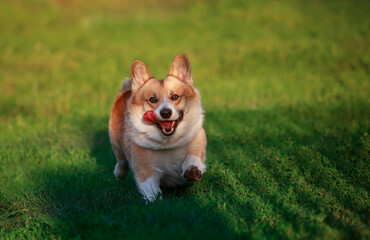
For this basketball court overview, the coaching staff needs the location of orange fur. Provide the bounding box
[109,54,207,201]
[187,128,207,162]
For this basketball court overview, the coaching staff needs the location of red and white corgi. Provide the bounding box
[109,54,207,202]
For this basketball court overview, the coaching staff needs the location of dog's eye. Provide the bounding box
[149,97,157,103]
[171,94,179,101]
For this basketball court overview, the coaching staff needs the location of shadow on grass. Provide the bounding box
[32,115,240,239]
[30,103,369,239]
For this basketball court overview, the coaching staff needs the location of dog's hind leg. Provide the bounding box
[113,148,129,180]
[109,88,131,180]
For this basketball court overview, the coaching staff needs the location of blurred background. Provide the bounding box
[0,0,369,239]
[1,0,368,117]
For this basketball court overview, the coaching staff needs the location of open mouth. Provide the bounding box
[143,111,183,137]
[155,120,179,136]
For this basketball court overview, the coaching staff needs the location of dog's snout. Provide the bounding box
[160,108,172,119]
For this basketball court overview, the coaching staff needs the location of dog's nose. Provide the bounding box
[160,108,172,119]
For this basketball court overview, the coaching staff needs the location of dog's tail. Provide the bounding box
[121,78,132,93]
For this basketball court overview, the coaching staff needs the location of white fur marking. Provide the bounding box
[155,95,179,121]
[113,163,120,178]
[181,155,206,175]
[113,159,128,180]
[138,175,162,202]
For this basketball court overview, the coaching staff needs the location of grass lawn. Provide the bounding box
[0,0,369,239]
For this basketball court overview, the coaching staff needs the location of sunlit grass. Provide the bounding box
[0,0,369,239]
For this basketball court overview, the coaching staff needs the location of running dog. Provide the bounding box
[109,54,207,202]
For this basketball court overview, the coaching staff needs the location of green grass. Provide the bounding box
[0,0,369,239]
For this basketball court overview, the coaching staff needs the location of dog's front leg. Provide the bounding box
[182,128,207,181]
[131,144,161,202]
[137,173,161,202]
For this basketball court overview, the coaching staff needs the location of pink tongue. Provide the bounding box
[143,111,173,129]
[143,111,158,124]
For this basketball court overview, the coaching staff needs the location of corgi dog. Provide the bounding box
[109,54,207,202]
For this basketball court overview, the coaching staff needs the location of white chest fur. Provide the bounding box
[150,145,188,187]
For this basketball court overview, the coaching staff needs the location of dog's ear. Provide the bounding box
[169,54,193,86]
[130,60,153,92]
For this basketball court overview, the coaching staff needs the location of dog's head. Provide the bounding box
[128,54,203,148]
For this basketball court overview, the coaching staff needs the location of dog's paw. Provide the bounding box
[184,165,202,182]
[114,163,128,180]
